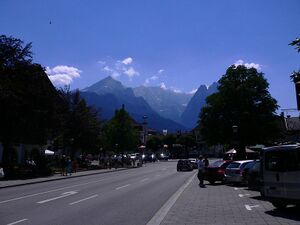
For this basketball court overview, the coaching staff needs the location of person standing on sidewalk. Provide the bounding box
[197,155,205,188]
[203,156,209,167]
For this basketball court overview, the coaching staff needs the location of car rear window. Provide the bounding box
[211,160,224,167]
[243,161,255,170]
[227,163,240,168]
[240,162,253,169]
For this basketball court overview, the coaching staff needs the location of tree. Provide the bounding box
[289,37,300,53]
[289,37,300,109]
[0,35,60,171]
[146,136,162,152]
[55,89,102,157]
[103,105,139,154]
[199,65,279,159]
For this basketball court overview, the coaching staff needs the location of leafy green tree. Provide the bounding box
[199,65,279,159]
[289,37,300,53]
[103,106,139,154]
[146,136,162,152]
[0,35,60,171]
[56,89,102,157]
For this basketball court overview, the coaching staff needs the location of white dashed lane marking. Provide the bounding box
[115,184,130,190]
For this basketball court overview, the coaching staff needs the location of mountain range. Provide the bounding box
[81,76,218,132]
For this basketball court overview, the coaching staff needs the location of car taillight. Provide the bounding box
[217,169,224,174]
[235,169,241,174]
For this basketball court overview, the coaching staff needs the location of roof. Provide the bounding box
[263,144,300,152]
[232,160,254,163]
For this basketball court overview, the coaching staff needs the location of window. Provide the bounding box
[265,151,284,172]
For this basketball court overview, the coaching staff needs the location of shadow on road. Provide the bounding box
[265,206,300,222]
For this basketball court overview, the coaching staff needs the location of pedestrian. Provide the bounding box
[66,157,72,176]
[72,159,78,173]
[60,155,67,176]
[197,155,206,188]
[203,156,209,167]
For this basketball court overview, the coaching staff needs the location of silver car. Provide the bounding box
[224,160,253,184]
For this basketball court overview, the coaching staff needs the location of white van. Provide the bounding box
[261,144,300,209]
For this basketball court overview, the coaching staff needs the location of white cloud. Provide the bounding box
[97,60,106,65]
[144,78,150,85]
[122,57,133,65]
[158,69,164,74]
[160,82,167,90]
[188,89,198,94]
[46,65,82,86]
[173,89,182,93]
[123,67,139,78]
[101,57,139,80]
[234,59,261,70]
[150,75,158,81]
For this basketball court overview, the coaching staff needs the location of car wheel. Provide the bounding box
[209,180,215,185]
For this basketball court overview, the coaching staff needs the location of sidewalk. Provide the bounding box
[160,176,300,225]
[0,167,133,189]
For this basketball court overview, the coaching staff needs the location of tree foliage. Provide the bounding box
[146,136,162,152]
[199,65,279,152]
[0,35,60,166]
[290,37,300,83]
[56,90,102,156]
[103,106,139,153]
[289,38,300,53]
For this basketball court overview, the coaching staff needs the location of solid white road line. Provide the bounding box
[140,178,150,182]
[6,219,28,225]
[0,178,106,204]
[115,184,130,190]
[69,194,98,205]
[146,172,197,225]
[37,191,78,204]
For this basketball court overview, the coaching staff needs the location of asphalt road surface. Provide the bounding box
[0,161,195,225]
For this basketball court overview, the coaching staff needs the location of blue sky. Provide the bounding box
[1,0,300,111]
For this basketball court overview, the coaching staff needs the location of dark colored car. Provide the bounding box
[204,160,232,184]
[177,160,193,171]
[246,161,261,191]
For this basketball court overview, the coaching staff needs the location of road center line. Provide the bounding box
[6,219,28,225]
[0,178,106,204]
[69,194,98,205]
[115,184,130,190]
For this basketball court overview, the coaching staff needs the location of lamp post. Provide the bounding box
[142,115,148,145]
[232,125,238,160]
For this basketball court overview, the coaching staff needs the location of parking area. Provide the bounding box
[161,177,300,225]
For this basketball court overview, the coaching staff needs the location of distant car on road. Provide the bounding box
[204,160,232,184]
[177,159,193,171]
[188,158,197,169]
[224,160,253,184]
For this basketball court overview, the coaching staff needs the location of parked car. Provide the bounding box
[246,160,261,191]
[224,160,253,184]
[241,160,259,185]
[204,160,232,184]
[188,158,197,169]
[261,144,300,209]
[177,159,193,171]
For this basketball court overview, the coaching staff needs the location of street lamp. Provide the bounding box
[142,115,148,145]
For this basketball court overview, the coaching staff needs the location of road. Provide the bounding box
[0,161,195,225]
